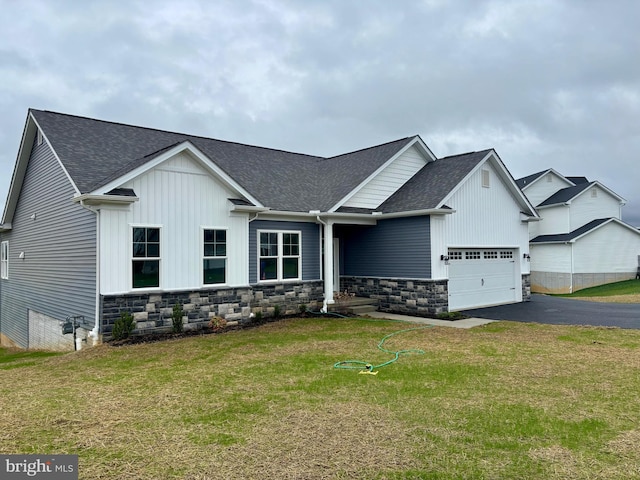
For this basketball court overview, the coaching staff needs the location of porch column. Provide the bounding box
[322,219,335,312]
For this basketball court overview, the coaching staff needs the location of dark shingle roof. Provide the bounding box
[530,218,611,243]
[31,109,414,213]
[378,150,492,212]
[515,170,549,189]
[537,182,593,207]
[565,176,589,184]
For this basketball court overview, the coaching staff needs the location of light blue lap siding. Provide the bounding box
[0,137,97,348]
[342,216,431,279]
[249,220,320,284]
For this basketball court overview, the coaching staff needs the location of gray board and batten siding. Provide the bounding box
[0,136,97,348]
[340,216,431,279]
[248,220,321,284]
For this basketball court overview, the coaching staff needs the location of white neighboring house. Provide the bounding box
[517,169,640,293]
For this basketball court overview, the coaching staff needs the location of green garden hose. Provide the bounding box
[334,325,433,373]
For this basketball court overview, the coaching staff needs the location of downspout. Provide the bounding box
[80,200,101,344]
[569,242,574,294]
[316,215,335,313]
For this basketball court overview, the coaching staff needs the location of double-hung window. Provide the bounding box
[259,230,301,281]
[1,241,8,279]
[132,227,160,288]
[203,229,226,284]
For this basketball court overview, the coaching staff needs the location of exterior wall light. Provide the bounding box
[440,255,450,265]
[523,253,531,261]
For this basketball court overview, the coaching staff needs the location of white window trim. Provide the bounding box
[257,229,302,283]
[202,226,228,286]
[1,241,8,279]
[131,225,162,291]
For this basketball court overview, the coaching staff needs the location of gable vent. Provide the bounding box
[591,188,598,198]
[546,175,552,183]
[482,169,490,188]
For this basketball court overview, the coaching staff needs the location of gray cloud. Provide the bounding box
[1,0,639,225]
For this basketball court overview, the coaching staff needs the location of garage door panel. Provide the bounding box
[448,249,517,311]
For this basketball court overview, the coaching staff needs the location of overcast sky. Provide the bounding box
[1,0,639,225]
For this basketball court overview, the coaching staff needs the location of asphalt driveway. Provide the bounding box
[464,294,640,329]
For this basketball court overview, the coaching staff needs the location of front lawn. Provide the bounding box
[2,318,640,479]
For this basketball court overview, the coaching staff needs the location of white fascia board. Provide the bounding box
[91,141,264,207]
[572,218,640,242]
[328,136,433,213]
[0,223,11,232]
[254,207,453,225]
[522,168,574,191]
[72,193,139,206]
[575,181,626,205]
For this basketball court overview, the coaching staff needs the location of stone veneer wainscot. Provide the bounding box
[101,281,324,335]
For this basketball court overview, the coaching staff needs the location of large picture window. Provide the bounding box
[1,241,8,279]
[132,227,160,288]
[203,229,226,284]
[259,230,301,281]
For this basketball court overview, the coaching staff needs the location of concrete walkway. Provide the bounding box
[366,311,496,329]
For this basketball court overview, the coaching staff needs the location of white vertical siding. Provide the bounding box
[443,162,529,248]
[537,205,570,235]
[100,152,249,294]
[570,188,622,229]
[522,172,573,207]
[344,146,428,209]
[430,215,447,279]
[573,223,640,273]
[530,244,572,273]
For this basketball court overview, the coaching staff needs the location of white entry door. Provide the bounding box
[448,249,518,311]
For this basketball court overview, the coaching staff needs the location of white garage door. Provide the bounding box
[448,249,518,311]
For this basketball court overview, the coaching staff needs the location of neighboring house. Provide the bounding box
[0,109,538,350]
[517,169,640,293]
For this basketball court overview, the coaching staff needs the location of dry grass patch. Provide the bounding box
[2,318,640,479]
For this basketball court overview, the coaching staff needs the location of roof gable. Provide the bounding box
[531,217,640,243]
[516,168,574,190]
[378,149,538,216]
[329,136,434,212]
[538,181,625,208]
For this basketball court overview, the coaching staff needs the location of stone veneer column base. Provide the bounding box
[340,276,449,316]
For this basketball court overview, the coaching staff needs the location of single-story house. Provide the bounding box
[517,168,640,293]
[0,109,538,350]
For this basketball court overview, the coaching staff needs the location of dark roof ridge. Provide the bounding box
[31,108,325,161]
[438,148,492,161]
[323,136,414,161]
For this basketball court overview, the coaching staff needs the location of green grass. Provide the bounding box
[2,317,640,479]
[554,279,640,297]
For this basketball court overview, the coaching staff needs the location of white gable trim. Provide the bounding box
[90,141,263,207]
[573,218,640,242]
[570,181,626,205]
[437,150,538,217]
[521,168,575,191]
[328,136,435,213]
[1,112,81,225]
